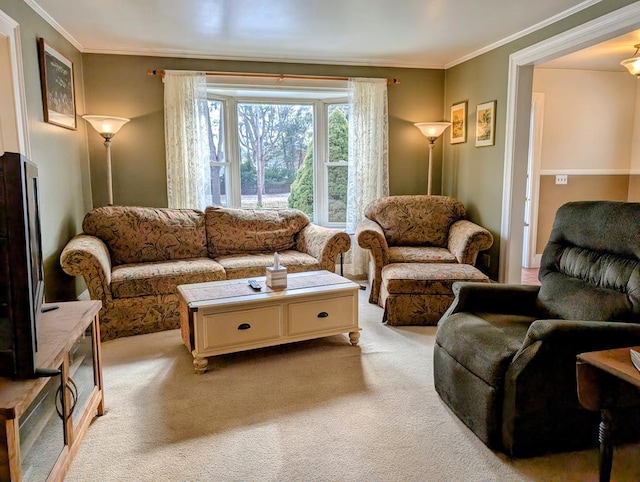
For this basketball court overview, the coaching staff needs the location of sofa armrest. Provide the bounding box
[355,218,389,265]
[443,282,540,318]
[296,224,351,271]
[448,220,494,265]
[60,234,113,302]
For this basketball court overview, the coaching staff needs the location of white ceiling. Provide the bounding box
[540,30,640,72]
[24,0,610,69]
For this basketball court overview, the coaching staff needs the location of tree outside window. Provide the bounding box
[205,95,348,227]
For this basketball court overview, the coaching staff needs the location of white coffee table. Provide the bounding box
[178,270,360,373]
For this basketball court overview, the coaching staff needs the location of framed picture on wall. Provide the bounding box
[37,38,77,130]
[450,101,467,144]
[475,100,496,147]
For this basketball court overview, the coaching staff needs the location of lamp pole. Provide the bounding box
[427,138,436,195]
[103,135,114,205]
[82,115,130,206]
[414,122,451,195]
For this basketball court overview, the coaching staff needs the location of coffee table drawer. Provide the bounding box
[199,305,283,350]
[288,295,355,335]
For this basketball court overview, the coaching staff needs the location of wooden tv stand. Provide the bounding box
[0,300,103,482]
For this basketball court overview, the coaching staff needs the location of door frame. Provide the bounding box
[500,2,640,283]
[522,92,544,269]
[0,9,30,157]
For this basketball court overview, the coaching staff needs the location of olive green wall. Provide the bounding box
[5,0,637,299]
[82,55,445,207]
[442,0,639,280]
[0,1,90,301]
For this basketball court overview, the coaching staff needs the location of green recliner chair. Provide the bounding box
[433,200,640,457]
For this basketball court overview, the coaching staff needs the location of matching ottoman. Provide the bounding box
[380,263,490,325]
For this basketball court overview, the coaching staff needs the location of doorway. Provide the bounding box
[501,2,640,284]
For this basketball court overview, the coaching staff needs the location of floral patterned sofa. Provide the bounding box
[355,195,493,306]
[60,205,350,340]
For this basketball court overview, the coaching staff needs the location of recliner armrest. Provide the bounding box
[521,319,640,353]
[443,282,540,318]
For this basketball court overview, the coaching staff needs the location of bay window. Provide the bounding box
[204,80,348,227]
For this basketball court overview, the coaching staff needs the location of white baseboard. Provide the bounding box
[532,254,541,268]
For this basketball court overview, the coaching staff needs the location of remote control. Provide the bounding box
[248,279,262,291]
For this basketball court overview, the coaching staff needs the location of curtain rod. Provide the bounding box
[146,69,400,85]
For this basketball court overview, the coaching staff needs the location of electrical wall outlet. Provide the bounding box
[555,174,568,185]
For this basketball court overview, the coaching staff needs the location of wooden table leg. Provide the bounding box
[598,408,613,482]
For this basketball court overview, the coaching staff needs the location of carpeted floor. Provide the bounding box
[65,287,640,481]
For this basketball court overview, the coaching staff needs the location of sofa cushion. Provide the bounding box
[83,206,207,266]
[205,207,310,257]
[382,263,489,295]
[388,246,457,264]
[216,250,320,279]
[364,195,465,247]
[111,258,225,298]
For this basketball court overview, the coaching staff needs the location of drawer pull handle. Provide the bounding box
[317,312,329,318]
[237,323,251,330]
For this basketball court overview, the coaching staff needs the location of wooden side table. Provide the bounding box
[576,347,640,482]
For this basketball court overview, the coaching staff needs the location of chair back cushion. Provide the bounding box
[364,195,466,247]
[205,207,310,257]
[537,201,640,321]
[82,206,207,265]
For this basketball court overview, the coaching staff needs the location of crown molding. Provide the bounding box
[445,0,601,69]
[23,0,83,50]
[25,0,607,70]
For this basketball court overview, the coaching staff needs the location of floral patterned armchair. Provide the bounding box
[355,195,493,305]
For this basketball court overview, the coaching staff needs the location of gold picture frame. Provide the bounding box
[450,101,467,144]
[475,100,496,147]
[37,38,77,130]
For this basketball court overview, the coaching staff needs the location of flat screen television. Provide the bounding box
[0,151,46,378]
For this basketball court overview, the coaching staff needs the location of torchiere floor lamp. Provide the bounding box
[83,115,130,205]
[414,122,451,195]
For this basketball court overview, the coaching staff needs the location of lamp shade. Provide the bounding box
[414,122,451,140]
[621,57,640,76]
[82,115,130,139]
[621,44,640,76]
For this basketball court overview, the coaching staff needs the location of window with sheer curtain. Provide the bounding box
[163,73,388,274]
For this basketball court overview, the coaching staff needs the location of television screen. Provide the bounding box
[24,161,45,348]
[0,152,45,378]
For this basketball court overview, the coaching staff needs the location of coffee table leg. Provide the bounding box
[349,331,360,346]
[193,355,209,374]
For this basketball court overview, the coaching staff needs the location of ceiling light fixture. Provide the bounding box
[621,44,640,76]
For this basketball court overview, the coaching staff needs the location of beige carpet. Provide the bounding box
[66,288,640,481]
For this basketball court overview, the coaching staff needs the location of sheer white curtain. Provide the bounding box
[163,71,212,210]
[346,77,389,277]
